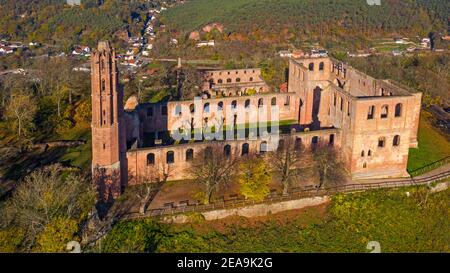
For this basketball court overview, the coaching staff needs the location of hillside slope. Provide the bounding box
[162,0,449,38]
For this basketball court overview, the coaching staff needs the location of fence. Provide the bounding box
[123,169,450,220]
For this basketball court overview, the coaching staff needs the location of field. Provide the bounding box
[99,185,450,253]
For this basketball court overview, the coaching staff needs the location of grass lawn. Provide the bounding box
[407,111,450,172]
[56,122,92,171]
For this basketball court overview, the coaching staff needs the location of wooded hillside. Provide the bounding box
[162,0,449,40]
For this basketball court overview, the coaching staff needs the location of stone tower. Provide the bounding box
[91,41,127,202]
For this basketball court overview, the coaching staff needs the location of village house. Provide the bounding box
[0,46,14,55]
[278,50,293,58]
[72,45,91,56]
[196,40,215,48]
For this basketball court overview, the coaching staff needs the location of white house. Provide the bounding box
[0,46,14,54]
[278,50,292,58]
[196,40,215,48]
[72,45,90,56]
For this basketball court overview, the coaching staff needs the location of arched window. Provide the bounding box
[189,104,195,113]
[308,63,314,71]
[161,106,168,116]
[166,151,175,164]
[381,105,388,119]
[101,79,106,91]
[175,105,182,116]
[147,153,155,165]
[258,98,264,108]
[311,136,319,146]
[231,100,237,109]
[271,97,277,106]
[217,101,223,111]
[204,146,213,159]
[277,139,285,151]
[227,78,232,83]
[224,145,231,157]
[395,103,402,117]
[393,135,400,146]
[217,79,223,84]
[329,134,335,146]
[361,150,365,157]
[378,137,386,148]
[245,99,251,108]
[147,107,153,117]
[284,95,290,106]
[319,62,324,71]
[249,77,253,82]
[186,149,194,161]
[295,137,302,150]
[236,78,241,82]
[363,162,367,168]
[241,143,249,156]
[368,150,372,156]
[204,103,210,113]
[367,105,375,119]
[260,141,268,154]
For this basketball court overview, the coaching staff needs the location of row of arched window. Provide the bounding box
[293,62,325,79]
[308,62,325,72]
[377,135,401,148]
[212,69,256,76]
[216,77,253,84]
[367,103,402,120]
[146,134,335,166]
[360,135,401,161]
[175,96,289,115]
[332,93,351,116]
[146,144,245,165]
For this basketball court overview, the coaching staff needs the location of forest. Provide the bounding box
[0,0,160,48]
[162,0,450,49]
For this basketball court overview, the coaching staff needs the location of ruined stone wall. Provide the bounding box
[135,92,299,136]
[349,94,421,178]
[202,68,269,97]
[126,129,340,183]
[287,57,422,179]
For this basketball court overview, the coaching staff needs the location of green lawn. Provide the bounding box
[99,185,450,253]
[407,111,450,172]
[56,122,92,171]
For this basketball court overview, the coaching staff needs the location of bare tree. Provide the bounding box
[134,164,172,214]
[33,57,72,116]
[188,143,240,204]
[269,136,313,195]
[5,90,38,139]
[312,144,348,189]
[1,164,96,250]
[179,64,203,100]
